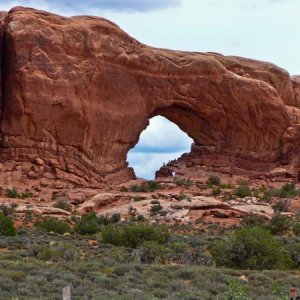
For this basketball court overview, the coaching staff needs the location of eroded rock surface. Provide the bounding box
[0,7,299,187]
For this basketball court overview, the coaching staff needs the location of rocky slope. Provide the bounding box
[0,7,300,188]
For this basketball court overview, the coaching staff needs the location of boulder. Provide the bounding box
[171,196,230,210]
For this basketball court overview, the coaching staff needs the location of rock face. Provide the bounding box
[0,7,300,187]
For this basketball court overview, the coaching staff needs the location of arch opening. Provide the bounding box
[127,116,193,180]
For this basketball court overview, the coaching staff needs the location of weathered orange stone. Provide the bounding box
[0,7,299,186]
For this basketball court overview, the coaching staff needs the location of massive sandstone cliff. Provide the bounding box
[0,6,300,188]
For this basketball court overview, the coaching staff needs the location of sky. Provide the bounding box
[1,0,299,179]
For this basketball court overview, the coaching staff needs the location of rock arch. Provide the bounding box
[0,7,300,187]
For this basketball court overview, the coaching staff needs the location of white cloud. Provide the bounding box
[127,151,186,180]
[127,116,192,179]
[132,116,193,153]
[0,0,181,13]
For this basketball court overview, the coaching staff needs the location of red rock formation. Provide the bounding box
[0,7,299,187]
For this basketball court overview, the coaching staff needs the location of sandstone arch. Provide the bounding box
[0,7,300,187]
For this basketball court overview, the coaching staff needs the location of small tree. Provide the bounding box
[35,217,71,234]
[0,213,16,236]
[211,226,292,270]
[207,175,221,186]
[74,212,100,235]
[267,213,294,235]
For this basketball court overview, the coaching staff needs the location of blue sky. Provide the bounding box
[1,0,299,179]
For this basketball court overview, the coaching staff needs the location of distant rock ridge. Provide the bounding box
[0,6,300,188]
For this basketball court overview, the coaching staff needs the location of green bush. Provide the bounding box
[150,204,163,215]
[74,212,100,235]
[272,199,290,212]
[262,184,299,201]
[5,188,32,199]
[241,213,266,227]
[75,212,121,235]
[226,279,249,300]
[267,214,294,235]
[102,224,169,248]
[130,181,161,192]
[120,186,128,192]
[212,187,221,196]
[207,175,221,186]
[33,242,77,262]
[0,204,18,216]
[136,214,145,222]
[286,242,300,268]
[5,188,19,198]
[211,226,292,270]
[133,196,142,202]
[279,183,298,198]
[262,188,280,202]
[177,192,191,201]
[293,223,300,236]
[110,213,121,223]
[138,241,169,264]
[53,199,72,212]
[101,225,124,246]
[0,213,16,236]
[174,177,193,187]
[35,217,71,234]
[234,184,252,198]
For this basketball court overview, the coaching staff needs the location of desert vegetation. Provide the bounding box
[1,179,300,299]
[0,209,299,299]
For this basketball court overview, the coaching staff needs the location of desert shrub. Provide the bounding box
[120,186,128,192]
[286,242,300,268]
[35,217,71,234]
[150,204,163,215]
[5,188,32,199]
[262,188,280,202]
[5,188,19,198]
[293,223,300,236]
[33,242,77,262]
[130,181,161,192]
[136,214,145,222]
[226,279,249,300]
[53,199,72,212]
[207,175,221,186]
[97,215,112,226]
[211,226,292,270]
[272,199,290,213]
[278,183,298,198]
[123,225,168,248]
[101,225,124,246]
[138,241,169,264]
[174,177,193,187]
[110,213,121,223]
[0,204,18,216]
[267,213,294,235]
[166,241,189,263]
[74,212,100,235]
[234,184,252,198]
[102,224,169,248]
[223,183,235,189]
[133,196,142,202]
[262,184,299,201]
[177,192,191,201]
[0,213,16,236]
[241,213,266,227]
[168,241,188,254]
[212,187,221,196]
